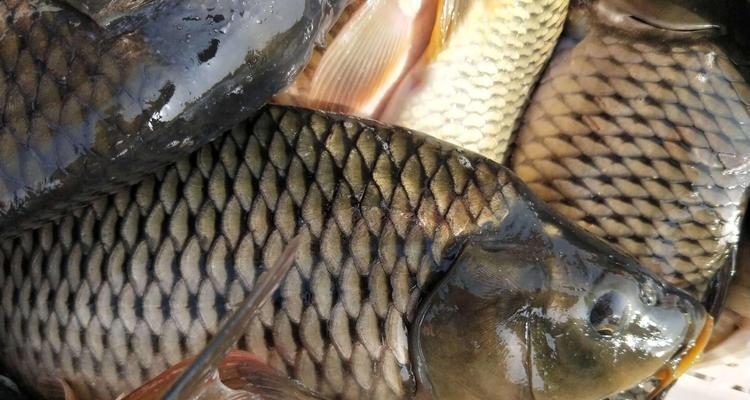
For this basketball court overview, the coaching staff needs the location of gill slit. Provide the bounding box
[524,306,537,400]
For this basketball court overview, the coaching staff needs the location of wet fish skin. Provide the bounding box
[0,106,705,400]
[60,0,157,27]
[728,230,750,320]
[382,0,570,163]
[0,0,333,235]
[709,215,750,347]
[510,0,750,302]
[0,105,518,399]
[276,0,569,163]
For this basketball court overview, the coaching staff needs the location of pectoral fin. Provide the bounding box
[222,353,324,400]
[304,0,437,116]
[121,350,321,400]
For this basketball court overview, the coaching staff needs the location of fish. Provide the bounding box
[0,105,709,400]
[275,0,569,163]
[122,237,320,400]
[508,0,750,314]
[381,0,570,163]
[704,216,750,350]
[0,0,348,235]
[273,0,437,116]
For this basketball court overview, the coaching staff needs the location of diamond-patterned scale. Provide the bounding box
[0,0,329,235]
[0,106,512,399]
[511,29,750,298]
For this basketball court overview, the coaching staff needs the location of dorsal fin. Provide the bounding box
[121,350,322,400]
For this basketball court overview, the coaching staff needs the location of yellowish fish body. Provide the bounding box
[276,0,569,163]
[382,0,569,162]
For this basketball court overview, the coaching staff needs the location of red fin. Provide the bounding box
[121,351,320,400]
[302,0,437,117]
[60,379,77,400]
[119,357,196,400]
[222,351,323,400]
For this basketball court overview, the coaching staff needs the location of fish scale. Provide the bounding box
[385,0,569,163]
[0,105,515,399]
[0,0,331,235]
[511,29,750,299]
[276,0,569,164]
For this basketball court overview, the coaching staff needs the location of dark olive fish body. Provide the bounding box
[2,105,502,399]
[510,0,750,304]
[0,0,338,235]
[0,106,704,400]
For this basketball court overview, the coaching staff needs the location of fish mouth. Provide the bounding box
[647,314,714,400]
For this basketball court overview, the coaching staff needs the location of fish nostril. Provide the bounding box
[590,291,626,338]
[639,282,659,306]
[659,294,678,308]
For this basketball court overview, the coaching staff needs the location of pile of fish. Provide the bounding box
[0,0,747,399]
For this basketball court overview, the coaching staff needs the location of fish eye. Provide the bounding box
[589,291,627,338]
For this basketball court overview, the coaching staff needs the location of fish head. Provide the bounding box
[411,179,710,400]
